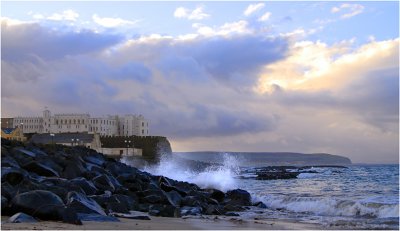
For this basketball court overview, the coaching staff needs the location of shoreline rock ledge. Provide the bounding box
[1,138,262,225]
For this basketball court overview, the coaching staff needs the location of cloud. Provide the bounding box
[117,32,288,88]
[92,14,140,28]
[244,3,265,16]
[331,3,364,19]
[47,9,79,21]
[192,20,252,37]
[1,19,122,62]
[258,12,271,22]
[256,38,399,132]
[174,6,210,20]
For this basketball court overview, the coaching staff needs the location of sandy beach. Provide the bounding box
[1,215,322,230]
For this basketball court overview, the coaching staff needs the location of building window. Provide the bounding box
[142,129,144,134]
[142,122,144,126]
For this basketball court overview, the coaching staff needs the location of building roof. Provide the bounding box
[1,128,16,134]
[30,132,94,144]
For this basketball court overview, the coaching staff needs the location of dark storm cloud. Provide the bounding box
[188,36,288,84]
[1,21,122,62]
[120,34,288,86]
[144,101,280,138]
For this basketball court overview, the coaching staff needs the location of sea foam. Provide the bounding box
[140,153,240,192]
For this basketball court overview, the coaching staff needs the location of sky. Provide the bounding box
[1,1,399,163]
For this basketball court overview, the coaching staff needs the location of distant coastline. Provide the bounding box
[174,151,352,167]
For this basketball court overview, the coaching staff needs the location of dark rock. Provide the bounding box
[59,207,82,225]
[207,189,225,203]
[180,206,202,216]
[1,156,20,168]
[2,182,17,200]
[66,191,106,216]
[86,164,110,176]
[2,195,8,210]
[88,194,110,208]
[158,176,174,187]
[223,204,246,212]
[124,182,143,192]
[77,213,120,222]
[116,173,137,184]
[111,211,151,220]
[226,189,252,206]
[12,147,39,158]
[111,194,137,211]
[1,167,28,185]
[62,160,86,180]
[105,161,134,177]
[205,204,223,215]
[225,212,240,216]
[144,195,162,204]
[160,182,187,197]
[70,177,98,195]
[207,198,219,205]
[149,204,180,217]
[8,212,38,223]
[181,196,202,207]
[163,190,182,207]
[145,181,161,191]
[11,190,64,220]
[253,201,267,208]
[22,161,60,177]
[136,203,150,212]
[92,174,121,193]
[256,172,299,180]
[106,202,129,214]
[82,151,106,167]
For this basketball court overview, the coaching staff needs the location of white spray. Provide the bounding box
[139,153,240,192]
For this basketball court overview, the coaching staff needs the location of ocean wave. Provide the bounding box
[258,194,399,218]
[140,153,240,192]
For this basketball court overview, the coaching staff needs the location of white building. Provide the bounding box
[13,109,149,136]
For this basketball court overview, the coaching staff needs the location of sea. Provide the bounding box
[122,153,399,230]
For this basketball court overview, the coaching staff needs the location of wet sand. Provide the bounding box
[1,215,322,230]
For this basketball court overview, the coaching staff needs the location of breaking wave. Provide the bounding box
[141,153,240,192]
[257,194,399,219]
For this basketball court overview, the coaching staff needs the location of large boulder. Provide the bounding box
[180,206,202,216]
[92,174,120,193]
[70,177,98,195]
[163,190,182,207]
[82,151,107,167]
[22,161,60,177]
[149,204,180,217]
[66,191,106,216]
[62,160,86,180]
[226,189,252,206]
[1,167,28,185]
[11,190,65,220]
[207,189,225,203]
[8,212,38,223]
[1,156,20,168]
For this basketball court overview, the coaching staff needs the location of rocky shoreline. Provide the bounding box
[1,138,265,225]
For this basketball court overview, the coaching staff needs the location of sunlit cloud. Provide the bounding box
[256,38,398,94]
